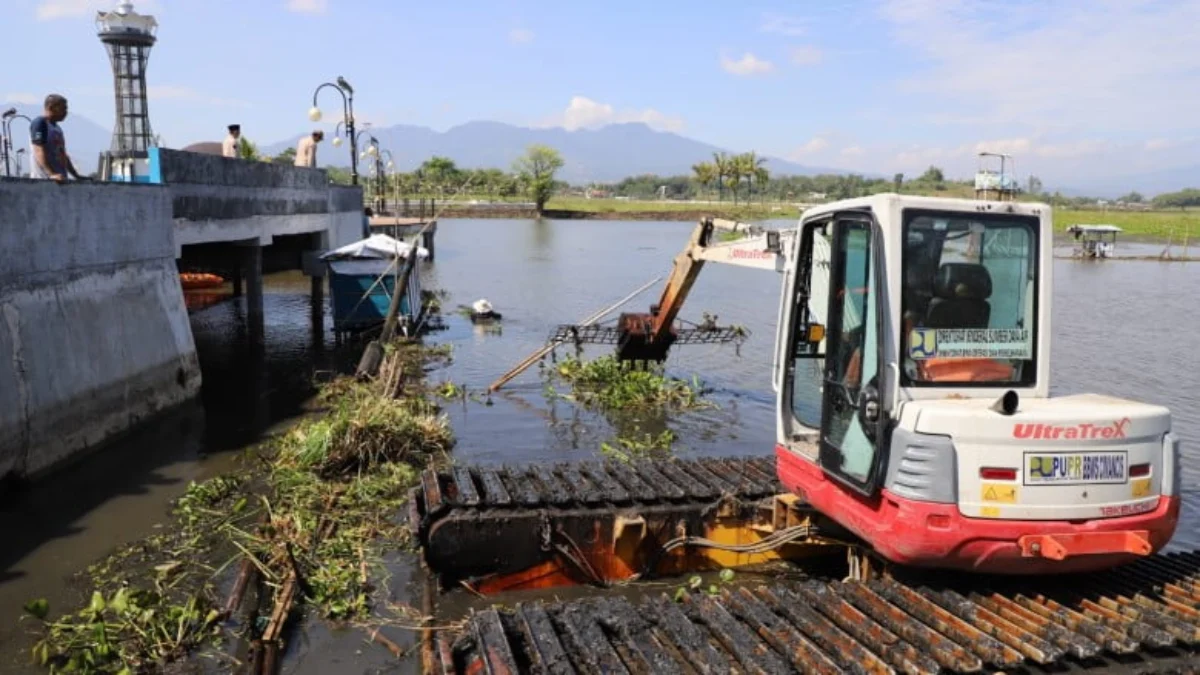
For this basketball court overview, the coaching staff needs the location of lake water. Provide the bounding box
[0,217,1197,671]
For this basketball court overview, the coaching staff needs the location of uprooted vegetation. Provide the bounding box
[24,342,453,674]
[545,354,711,411]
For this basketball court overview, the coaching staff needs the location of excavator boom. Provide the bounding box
[614,218,794,361]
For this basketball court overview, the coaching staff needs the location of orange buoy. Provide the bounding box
[179,272,225,290]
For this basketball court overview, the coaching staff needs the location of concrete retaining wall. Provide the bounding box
[0,180,200,480]
[155,148,364,254]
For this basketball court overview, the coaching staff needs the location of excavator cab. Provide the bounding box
[774,194,1180,574]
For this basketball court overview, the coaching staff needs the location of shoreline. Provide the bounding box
[430,206,792,221]
[428,206,1189,248]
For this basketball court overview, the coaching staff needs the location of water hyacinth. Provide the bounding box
[549,355,710,411]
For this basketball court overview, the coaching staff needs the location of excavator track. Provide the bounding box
[433,568,1200,674]
[412,456,1200,673]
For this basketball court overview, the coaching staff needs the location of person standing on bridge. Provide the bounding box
[294,130,323,168]
[222,124,241,158]
[29,94,86,183]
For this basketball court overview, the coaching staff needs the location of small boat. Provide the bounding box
[1067,224,1122,259]
[179,272,225,290]
[469,298,503,323]
[321,234,430,335]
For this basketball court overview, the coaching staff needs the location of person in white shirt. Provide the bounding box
[294,130,323,167]
[222,124,240,158]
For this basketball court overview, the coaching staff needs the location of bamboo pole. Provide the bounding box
[487,275,662,393]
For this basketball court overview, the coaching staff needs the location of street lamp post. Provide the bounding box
[308,77,357,185]
[376,148,394,214]
[1,109,32,178]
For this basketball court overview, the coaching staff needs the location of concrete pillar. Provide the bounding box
[243,243,264,345]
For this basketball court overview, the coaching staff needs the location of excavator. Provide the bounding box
[602,194,1180,575]
[413,194,1198,673]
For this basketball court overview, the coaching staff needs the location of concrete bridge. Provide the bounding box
[0,150,365,483]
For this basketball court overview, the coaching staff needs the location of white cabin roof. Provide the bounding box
[1067,224,1122,233]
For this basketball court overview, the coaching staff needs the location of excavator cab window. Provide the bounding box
[817,216,885,492]
[900,210,1039,387]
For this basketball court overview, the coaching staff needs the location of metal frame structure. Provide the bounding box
[974,151,1020,201]
[96,1,157,157]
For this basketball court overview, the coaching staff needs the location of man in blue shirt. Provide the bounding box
[30,94,86,183]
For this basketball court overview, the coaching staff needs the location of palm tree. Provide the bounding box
[738,152,766,203]
[692,161,716,199]
[754,164,770,204]
[726,154,745,205]
[711,152,730,201]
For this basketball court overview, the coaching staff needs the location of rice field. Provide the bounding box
[1052,209,1200,241]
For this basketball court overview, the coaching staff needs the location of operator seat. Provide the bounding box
[923,263,992,328]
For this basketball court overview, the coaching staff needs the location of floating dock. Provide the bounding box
[412,456,1200,674]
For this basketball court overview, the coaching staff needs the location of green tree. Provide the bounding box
[725,155,745,204]
[274,147,297,165]
[738,152,767,203]
[893,173,904,191]
[420,156,460,196]
[237,137,260,161]
[918,165,944,184]
[1027,175,1043,195]
[1120,191,1144,203]
[691,161,716,198]
[711,152,731,201]
[514,145,565,214]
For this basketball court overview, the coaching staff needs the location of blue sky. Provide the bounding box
[5,0,1199,184]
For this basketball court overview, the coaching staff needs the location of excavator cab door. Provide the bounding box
[817,213,889,495]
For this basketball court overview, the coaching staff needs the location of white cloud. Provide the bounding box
[790,137,830,158]
[286,0,327,14]
[3,93,39,105]
[788,45,823,66]
[508,28,534,44]
[841,145,865,157]
[37,0,160,20]
[878,0,1200,135]
[760,13,807,36]
[148,85,251,108]
[1145,139,1172,151]
[543,96,684,133]
[720,52,774,76]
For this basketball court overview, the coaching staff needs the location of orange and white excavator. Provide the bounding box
[611,195,1179,574]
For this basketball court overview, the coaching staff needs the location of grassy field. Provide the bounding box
[543,196,800,219]
[436,194,1198,242]
[546,198,1198,240]
[1053,209,1199,240]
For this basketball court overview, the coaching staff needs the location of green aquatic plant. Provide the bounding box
[25,343,454,673]
[549,355,710,411]
[599,429,677,462]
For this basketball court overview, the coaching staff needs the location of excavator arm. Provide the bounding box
[617,217,794,362]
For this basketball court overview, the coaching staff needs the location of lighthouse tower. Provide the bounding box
[96,1,158,182]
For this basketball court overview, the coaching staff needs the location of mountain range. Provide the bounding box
[260,121,847,184]
[5,99,1200,197]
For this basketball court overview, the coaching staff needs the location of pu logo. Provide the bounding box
[909,328,936,359]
